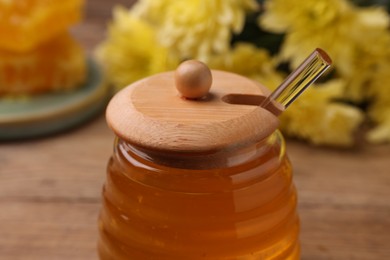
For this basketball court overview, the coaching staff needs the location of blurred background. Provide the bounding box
[0,0,389,259]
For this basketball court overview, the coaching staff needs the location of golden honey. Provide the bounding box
[98,131,300,259]
[0,0,84,52]
[0,32,86,95]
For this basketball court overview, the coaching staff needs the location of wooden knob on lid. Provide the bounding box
[175,60,212,99]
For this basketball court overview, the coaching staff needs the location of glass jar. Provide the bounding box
[98,130,300,259]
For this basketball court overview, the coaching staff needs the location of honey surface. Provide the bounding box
[98,140,300,259]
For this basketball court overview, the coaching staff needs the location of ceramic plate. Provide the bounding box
[0,58,109,140]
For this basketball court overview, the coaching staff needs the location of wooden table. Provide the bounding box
[1,1,390,259]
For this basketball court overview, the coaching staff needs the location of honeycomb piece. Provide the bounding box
[0,0,84,52]
[0,32,87,95]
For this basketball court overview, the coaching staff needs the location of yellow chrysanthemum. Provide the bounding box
[342,7,390,101]
[367,110,390,143]
[131,0,173,25]
[260,0,390,101]
[368,58,390,111]
[95,0,390,146]
[208,43,283,88]
[260,0,390,144]
[207,44,363,146]
[260,0,352,33]
[366,59,390,143]
[279,80,364,146]
[260,0,355,70]
[134,0,259,61]
[95,6,179,90]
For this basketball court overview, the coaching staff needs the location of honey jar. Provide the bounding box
[98,61,300,259]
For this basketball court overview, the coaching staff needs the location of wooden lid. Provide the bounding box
[106,61,280,154]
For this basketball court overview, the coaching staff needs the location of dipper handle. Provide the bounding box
[261,48,332,110]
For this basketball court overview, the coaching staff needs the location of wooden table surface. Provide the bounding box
[1,1,390,259]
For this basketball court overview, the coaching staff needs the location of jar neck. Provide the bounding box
[116,130,285,170]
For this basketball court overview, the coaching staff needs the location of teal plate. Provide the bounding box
[0,58,109,140]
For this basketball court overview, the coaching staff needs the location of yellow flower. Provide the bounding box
[132,0,173,25]
[279,80,364,146]
[208,44,363,146]
[95,6,178,90]
[367,110,390,143]
[260,0,352,33]
[366,59,390,143]
[134,0,259,61]
[260,0,355,70]
[259,0,390,101]
[208,43,283,88]
[342,7,390,101]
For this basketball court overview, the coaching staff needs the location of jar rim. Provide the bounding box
[116,130,286,170]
